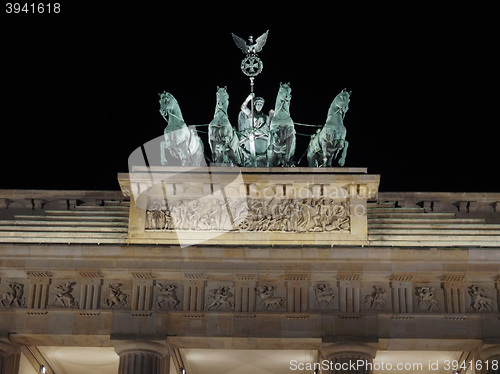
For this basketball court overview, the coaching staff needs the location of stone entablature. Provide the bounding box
[0,190,129,245]
[2,233,498,342]
[1,261,500,342]
[1,186,499,246]
[118,167,379,246]
[378,191,500,215]
[0,183,499,369]
[1,175,500,372]
[1,272,498,315]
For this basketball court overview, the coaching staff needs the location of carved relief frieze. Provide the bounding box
[468,285,494,312]
[364,285,387,311]
[313,283,336,310]
[145,197,350,233]
[123,169,380,245]
[52,281,78,308]
[415,286,440,312]
[3,273,498,318]
[0,280,26,308]
[155,283,181,310]
[206,286,235,311]
[255,284,286,311]
[102,283,130,309]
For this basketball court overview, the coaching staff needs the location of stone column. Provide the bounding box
[320,343,377,374]
[0,340,19,374]
[113,340,170,374]
[478,345,500,374]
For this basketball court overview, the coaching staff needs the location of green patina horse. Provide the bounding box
[307,88,351,167]
[208,87,242,166]
[159,91,204,166]
[267,82,296,167]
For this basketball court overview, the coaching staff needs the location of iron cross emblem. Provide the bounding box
[241,54,263,77]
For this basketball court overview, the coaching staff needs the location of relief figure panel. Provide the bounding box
[145,197,350,233]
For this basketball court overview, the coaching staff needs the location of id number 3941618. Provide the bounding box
[5,3,60,13]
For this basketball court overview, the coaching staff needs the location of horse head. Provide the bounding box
[333,88,351,115]
[158,91,183,121]
[215,86,229,115]
[272,82,292,115]
[278,82,292,102]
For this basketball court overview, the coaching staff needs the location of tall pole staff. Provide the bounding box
[232,31,268,166]
[249,76,256,165]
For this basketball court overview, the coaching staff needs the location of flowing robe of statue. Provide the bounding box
[238,93,271,167]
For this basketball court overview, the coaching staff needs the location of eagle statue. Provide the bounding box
[231,30,269,54]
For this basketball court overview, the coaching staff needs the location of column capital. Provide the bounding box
[320,342,377,360]
[113,340,170,358]
[0,339,16,357]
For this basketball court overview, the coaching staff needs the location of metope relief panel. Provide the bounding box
[414,284,441,312]
[467,284,496,312]
[52,281,79,308]
[102,281,131,310]
[0,279,27,308]
[363,284,388,312]
[154,282,182,310]
[311,282,337,311]
[255,283,286,312]
[205,283,235,311]
[145,197,350,233]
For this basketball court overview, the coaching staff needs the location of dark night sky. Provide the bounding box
[1,4,498,192]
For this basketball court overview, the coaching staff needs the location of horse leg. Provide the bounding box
[160,141,169,165]
[157,298,164,309]
[320,138,329,167]
[268,148,276,167]
[307,151,314,167]
[286,135,294,166]
[338,140,349,166]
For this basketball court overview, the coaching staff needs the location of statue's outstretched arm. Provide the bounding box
[240,93,254,116]
[268,109,275,124]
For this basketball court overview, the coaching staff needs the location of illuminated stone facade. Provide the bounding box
[0,168,499,374]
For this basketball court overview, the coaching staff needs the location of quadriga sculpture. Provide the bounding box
[267,82,296,167]
[208,87,242,165]
[307,89,351,167]
[159,91,204,166]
